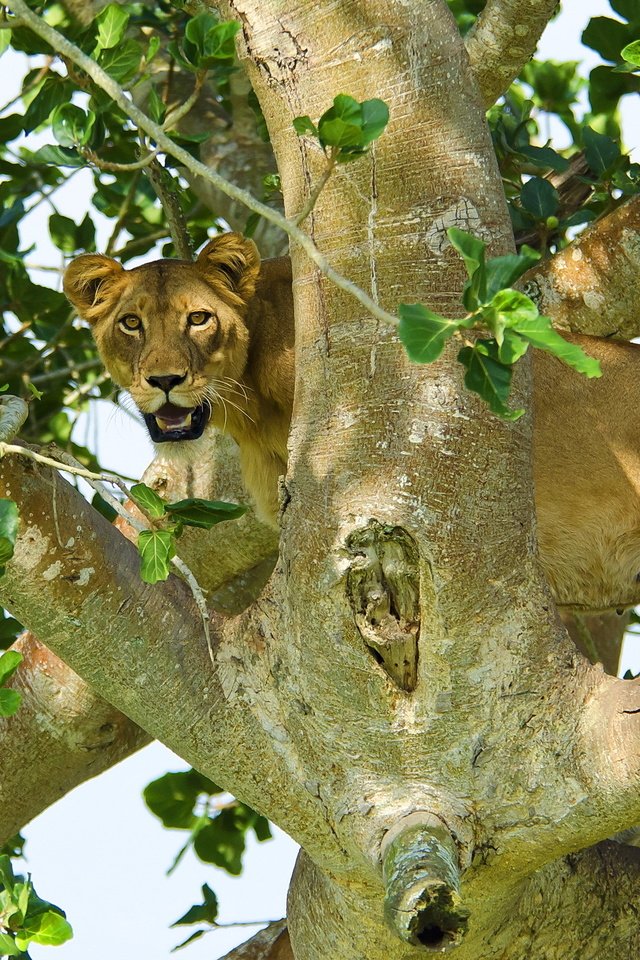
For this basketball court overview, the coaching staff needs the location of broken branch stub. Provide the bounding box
[381,814,469,952]
[346,522,420,691]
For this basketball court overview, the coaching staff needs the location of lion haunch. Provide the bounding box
[64,234,640,613]
[63,233,294,526]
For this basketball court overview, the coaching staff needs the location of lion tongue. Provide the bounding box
[155,411,193,431]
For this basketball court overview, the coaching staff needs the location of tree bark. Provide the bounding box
[525,197,640,339]
[0,630,149,842]
[466,0,559,107]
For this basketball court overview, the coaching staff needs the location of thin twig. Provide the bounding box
[295,146,339,225]
[146,157,193,260]
[162,69,207,130]
[81,146,160,173]
[5,0,401,329]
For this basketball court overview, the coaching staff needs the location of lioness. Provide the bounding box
[63,233,640,613]
[64,233,294,525]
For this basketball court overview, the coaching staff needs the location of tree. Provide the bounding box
[1,0,640,958]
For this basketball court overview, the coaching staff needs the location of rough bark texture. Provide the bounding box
[525,197,640,339]
[2,2,640,959]
[466,0,559,107]
[0,630,149,841]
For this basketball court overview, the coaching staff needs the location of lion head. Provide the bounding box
[63,233,261,444]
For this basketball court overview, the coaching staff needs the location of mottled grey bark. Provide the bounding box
[525,196,640,339]
[465,0,559,107]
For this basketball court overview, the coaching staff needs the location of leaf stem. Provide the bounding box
[294,146,339,225]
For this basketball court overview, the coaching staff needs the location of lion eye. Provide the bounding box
[188,311,212,327]
[119,314,142,332]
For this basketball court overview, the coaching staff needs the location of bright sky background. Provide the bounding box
[2,2,638,959]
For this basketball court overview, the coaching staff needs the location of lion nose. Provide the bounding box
[146,374,186,393]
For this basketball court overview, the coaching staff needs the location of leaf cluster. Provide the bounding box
[0,855,72,957]
[293,94,389,162]
[398,229,601,419]
[129,483,246,584]
[143,768,272,950]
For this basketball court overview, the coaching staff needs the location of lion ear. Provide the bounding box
[63,254,124,320]
[196,233,261,303]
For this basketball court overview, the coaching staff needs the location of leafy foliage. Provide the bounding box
[143,768,272,949]
[130,482,246,583]
[294,94,389,161]
[0,854,72,956]
[398,229,601,419]
[0,649,22,717]
[0,500,18,578]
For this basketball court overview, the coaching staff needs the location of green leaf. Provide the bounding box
[130,483,166,520]
[17,909,73,947]
[583,126,621,175]
[496,329,529,365]
[144,769,222,829]
[622,40,640,67]
[582,16,633,63]
[164,498,247,529]
[316,95,388,154]
[398,303,462,364]
[447,227,487,307]
[458,340,524,421]
[520,177,559,218]
[147,84,166,124]
[512,315,602,377]
[51,103,95,148]
[146,35,161,64]
[99,38,142,83]
[172,884,218,926]
[30,144,84,167]
[484,247,541,300]
[184,12,218,49]
[293,115,318,137]
[447,227,485,280]
[253,815,272,842]
[0,687,21,717]
[0,932,20,957]
[0,499,19,572]
[359,98,390,145]
[137,530,175,584]
[318,95,363,148]
[172,929,206,952]
[23,78,70,134]
[49,212,77,254]
[95,3,130,51]
[0,650,23,685]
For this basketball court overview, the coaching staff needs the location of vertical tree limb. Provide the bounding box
[465,0,559,107]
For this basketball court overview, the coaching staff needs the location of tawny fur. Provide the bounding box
[64,235,640,612]
[64,234,293,525]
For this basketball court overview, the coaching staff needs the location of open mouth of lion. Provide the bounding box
[143,402,210,442]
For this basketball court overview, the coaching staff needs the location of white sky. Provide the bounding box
[2,3,638,959]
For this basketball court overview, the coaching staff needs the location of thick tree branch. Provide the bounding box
[0,631,149,843]
[219,921,292,960]
[465,0,559,107]
[0,437,275,839]
[525,197,640,338]
[0,452,334,860]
